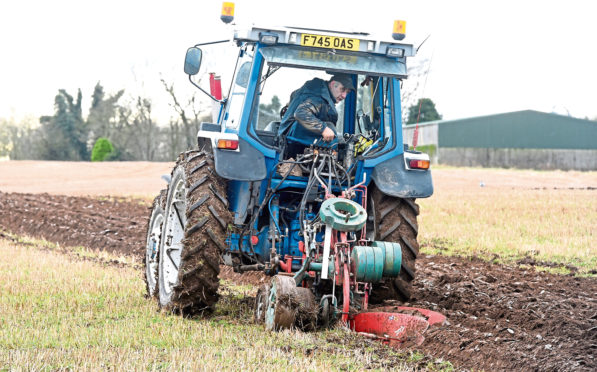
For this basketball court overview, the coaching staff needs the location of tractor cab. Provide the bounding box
[218,25,413,164]
[184,24,432,194]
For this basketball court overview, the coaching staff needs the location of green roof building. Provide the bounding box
[403,110,597,170]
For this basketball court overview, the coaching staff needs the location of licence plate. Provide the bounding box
[300,33,360,51]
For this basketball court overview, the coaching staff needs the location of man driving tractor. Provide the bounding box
[278,74,355,144]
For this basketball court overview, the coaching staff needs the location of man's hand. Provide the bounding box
[322,127,335,142]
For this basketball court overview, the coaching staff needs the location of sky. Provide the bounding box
[1,0,596,125]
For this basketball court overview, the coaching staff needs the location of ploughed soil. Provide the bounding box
[1,190,595,371]
[1,162,596,371]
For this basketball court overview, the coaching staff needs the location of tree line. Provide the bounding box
[0,81,210,161]
[0,77,443,162]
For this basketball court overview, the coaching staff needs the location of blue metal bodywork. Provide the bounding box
[195,37,433,271]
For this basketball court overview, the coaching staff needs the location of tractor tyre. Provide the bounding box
[367,187,420,303]
[157,150,232,315]
[254,284,271,324]
[144,189,167,298]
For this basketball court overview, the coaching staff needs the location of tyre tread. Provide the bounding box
[369,187,420,303]
[158,151,232,315]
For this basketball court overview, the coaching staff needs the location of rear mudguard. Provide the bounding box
[197,126,268,182]
[213,137,267,181]
[370,153,433,198]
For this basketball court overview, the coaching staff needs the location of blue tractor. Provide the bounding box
[145,21,433,330]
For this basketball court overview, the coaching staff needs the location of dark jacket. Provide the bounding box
[277,78,338,144]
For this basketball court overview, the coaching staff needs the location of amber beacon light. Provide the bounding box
[221,2,235,24]
[392,20,406,40]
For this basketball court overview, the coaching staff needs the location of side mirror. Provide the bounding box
[235,61,251,88]
[184,47,202,75]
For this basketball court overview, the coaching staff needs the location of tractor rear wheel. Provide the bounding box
[368,187,420,303]
[144,189,166,298]
[157,150,232,314]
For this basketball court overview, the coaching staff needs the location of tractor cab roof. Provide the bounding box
[233,25,415,78]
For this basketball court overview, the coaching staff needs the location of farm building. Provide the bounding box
[403,110,597,170]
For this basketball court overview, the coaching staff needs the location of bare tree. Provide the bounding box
[165,119,184,160]
[161,78,211,151]
[109,96,162,161]
[130,97,159,160]
[401,58,431,124]
[0,117,42,160]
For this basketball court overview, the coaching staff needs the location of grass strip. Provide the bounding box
[419,188,596,276]
[0,238,447,371]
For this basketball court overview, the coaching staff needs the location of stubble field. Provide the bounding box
[0,161,595,371]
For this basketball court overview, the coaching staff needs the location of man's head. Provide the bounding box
[329,74,355,103]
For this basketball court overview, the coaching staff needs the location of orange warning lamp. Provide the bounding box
[221,2,235,24]
[392,20,406,40]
